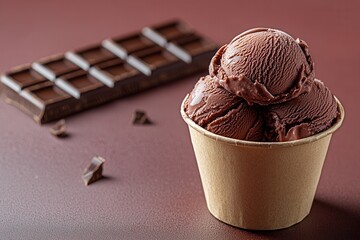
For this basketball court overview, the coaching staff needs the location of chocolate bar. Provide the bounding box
[1,20,218,124]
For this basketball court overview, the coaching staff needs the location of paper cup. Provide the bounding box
[181,96,344,230]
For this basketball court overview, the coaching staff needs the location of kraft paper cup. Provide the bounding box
[181,96,344,230]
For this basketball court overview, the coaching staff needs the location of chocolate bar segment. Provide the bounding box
[89,58,142,88]
[55,70,104,99]
[143,21,217,64]
[65,45,117,70]
[22,81,72,108]
[102,33,158,76]
[127,45,180,76]
[131,46,178,69]
[102,33,156,60]
[115,34,155,53]
[56,70,119,110]
[2,81,79,123]
[142,20,193,46]
[1,20,218,124]
[32,54,80,80]
[167,33,218,63]
[0,64,47,92]
[155,21,193,41]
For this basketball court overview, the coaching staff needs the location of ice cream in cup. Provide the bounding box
[181,28,344,230]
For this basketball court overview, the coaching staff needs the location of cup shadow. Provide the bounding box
[253,198,360,240]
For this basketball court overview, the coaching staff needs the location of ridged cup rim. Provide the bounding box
[181,95,344,148]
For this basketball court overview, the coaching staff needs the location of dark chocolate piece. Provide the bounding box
[166,33,217,63]
[32,54,80,80]
[55,70,105,99]
[102,33,159,76]
[131,46,178,69]
[1,20,218,123]
[89,58,142,88]
[21,81,73,109]
[7,81,79,123]
[103,33,156,59]
[65,45,117,70]
[127,45,180,76]
[0,64,47,92]
[169,33,217,58]
[82,156,105,186]
[132,110,152,125]
[50,119,67,137]
[143,21,217,64]
[142,20,193,46]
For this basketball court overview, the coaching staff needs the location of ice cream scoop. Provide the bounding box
[265,79,338,141]
[185,28,338,142]
[209,28,314,105]
[184,75,264,141]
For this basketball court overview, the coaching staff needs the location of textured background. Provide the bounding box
[0,0,359,239]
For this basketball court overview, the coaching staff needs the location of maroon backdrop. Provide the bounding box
[0,0,359,239]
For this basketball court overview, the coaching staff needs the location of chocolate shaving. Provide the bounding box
[50,119,67,137]
[132,110,153,125]
[82,156,106,186]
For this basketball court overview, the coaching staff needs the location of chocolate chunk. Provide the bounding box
[50,119,67,138]
[82,156,106,186]
[1,20,218,124]
[132,110,152,125]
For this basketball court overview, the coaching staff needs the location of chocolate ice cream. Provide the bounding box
[209,28,314,105]
[265,79,338,141]
[184,28,339,142]
[184,75,264,141]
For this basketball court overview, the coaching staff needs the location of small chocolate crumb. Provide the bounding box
[132,110,152,125]
[50,119,67,137]
[82,156,106,186]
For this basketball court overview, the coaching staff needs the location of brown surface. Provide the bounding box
[0,0,359,239]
